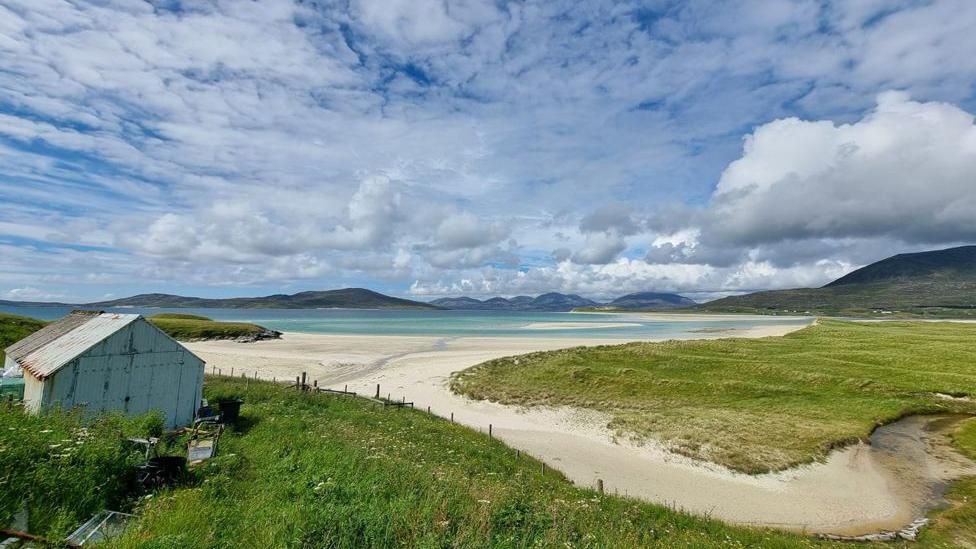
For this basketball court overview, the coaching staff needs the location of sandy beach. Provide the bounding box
[186,316,973,535]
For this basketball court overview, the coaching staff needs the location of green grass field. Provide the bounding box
[452,320,976,473]
[146,313,273,341]
[1,376,974,547]
[3,316,976,546]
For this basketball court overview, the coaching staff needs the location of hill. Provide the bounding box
[701,245,976,316]
[605,292,697,310]
[431,291,694,312]
[430,292,599,311]
[0,312,48,364]
[89,288,439,310]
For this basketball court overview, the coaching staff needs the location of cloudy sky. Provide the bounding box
[2,0,975,303]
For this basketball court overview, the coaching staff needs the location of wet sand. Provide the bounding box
[186,318,975,536]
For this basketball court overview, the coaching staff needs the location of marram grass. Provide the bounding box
[452,320,976,473]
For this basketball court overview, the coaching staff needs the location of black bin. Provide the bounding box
[218,398,243,424]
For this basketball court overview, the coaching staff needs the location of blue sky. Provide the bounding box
[1,0,975,302]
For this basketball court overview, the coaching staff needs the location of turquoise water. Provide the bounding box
[0,305,810,339]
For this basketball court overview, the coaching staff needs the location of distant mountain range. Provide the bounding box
[430,291,695,312]
[0,288,439,310]
[701,245,976,316]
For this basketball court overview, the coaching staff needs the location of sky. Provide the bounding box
[1,0,975,303]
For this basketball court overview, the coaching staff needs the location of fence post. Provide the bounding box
[516,450,520,459]
[218,368,221,376]
[541,462,546,475]
[427,406,431,414]
[597,479,604,494]
[231,367,234,377]
[295,376,300,390]
[301,372,307,390]
[450,412,454,423]
[375,384,380,399]
[313,380,318,390]
[489,424,493,439]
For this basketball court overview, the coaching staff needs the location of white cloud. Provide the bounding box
[1,1,975,301]
[2,287,65,301]
[706,92,976,247]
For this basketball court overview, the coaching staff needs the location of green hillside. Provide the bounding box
[701,246,976,316]
[91,288,439,310]
[0,312,48,363]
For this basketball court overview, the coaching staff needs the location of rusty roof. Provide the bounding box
[5,311,141,380]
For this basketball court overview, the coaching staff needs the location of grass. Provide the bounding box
[146,314,273,341]
[920,418,976,547]
[0,312,47,363]
[0,403,161,539]
[1,377,973,547]
[3,316,976,546]
[699,278,976,318]
[109,377,838,549]
[451,320,976,473]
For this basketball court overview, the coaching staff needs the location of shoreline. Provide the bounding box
[184,317,972,536]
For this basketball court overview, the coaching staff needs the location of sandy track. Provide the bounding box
[186,318,974,535]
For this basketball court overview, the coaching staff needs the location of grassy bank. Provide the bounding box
[0,404,158,539]
[147,313,275,341]
[0,312,47,363]
[108,377,833,548]
[920,418,976,547]
[2,377,974,547]
[452,320,976,473]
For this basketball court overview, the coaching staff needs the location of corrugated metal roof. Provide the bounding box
[5,310,102,363]
[9,312,140,380]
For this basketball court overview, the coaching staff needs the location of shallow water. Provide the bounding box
[868,415,976,527]
[0,305,811,339]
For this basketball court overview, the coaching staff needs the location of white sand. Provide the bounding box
[520,321,642,330]
[186,317,967,535]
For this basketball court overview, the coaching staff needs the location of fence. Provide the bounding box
[204,367,608,494]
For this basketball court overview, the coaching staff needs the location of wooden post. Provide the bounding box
[541,462,546,475]
[344,385,348,393]
[516,450,520,459]
[597,479,604,494]
[375,384,380,399]
[218,368,221,376]
[450,412,454,423]
[489,424,493,439]
[301,372,307,390]
[295,376,300,390]
[231,367,234,377]
[427,406,430,414]
[273,377,276,384]
[313,380,318,390]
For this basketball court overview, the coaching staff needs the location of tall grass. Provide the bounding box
[0,403,156,539]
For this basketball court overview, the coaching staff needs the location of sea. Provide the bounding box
[0,305,811,340]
